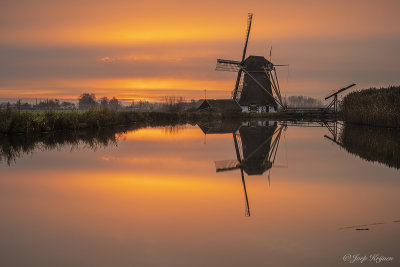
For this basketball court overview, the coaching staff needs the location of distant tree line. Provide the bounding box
[1,93,195,112]
[0,99,76,110]
[78,93,122,110]
[284,96,324,108]
[78,93,191,112]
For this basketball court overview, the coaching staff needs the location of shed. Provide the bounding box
[197,121,241,134]
[197,99,241,113]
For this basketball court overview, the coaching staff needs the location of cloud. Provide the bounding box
[1,34,400,100]
[99,56,116,63]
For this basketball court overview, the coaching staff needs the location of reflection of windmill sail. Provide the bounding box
[240,168,251,217]
[234,132,250,217]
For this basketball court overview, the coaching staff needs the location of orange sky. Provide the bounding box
[1,0,400,102]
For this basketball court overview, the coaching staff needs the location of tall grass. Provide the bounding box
[340,86,400,127]
[0,108,222,134]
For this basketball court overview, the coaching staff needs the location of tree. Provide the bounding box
[163,96,186,112]
[109,97,121,110]
[78,93,97,110]
[16,100,21,110]
[284,95,323,108]
[99,97,109,109]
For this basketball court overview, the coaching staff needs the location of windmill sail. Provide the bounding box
[215,59,241,72]
[233,13,253,99]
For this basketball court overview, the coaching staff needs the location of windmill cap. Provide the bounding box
[244,56,272,70]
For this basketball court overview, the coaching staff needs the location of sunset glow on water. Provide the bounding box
[0,125,398,266]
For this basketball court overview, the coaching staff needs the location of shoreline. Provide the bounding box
[0,108,338,135]
[2,102,399,136]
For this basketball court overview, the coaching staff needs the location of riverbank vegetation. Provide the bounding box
[340,86,400,127]
[339,123,400,169]
[0,108,225,134]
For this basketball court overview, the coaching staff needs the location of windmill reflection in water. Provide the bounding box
[198,121,286,217]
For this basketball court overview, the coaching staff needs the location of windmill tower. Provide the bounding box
[215,13,286,112]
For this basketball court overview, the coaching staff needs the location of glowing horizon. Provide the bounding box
[1,0,399,101]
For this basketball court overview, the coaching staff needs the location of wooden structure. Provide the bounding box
[325,83,356,112]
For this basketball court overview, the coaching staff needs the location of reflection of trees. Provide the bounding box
[0,127,132,165]
[339,124,400,169]
[163,125,187,136]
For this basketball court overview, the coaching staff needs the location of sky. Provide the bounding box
[1,0,400,102]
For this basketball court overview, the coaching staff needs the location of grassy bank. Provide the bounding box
[340,86,400,127]
[0,108,338,134]
[0,109,224,134]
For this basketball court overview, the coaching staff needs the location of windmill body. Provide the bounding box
[238,56,277,112]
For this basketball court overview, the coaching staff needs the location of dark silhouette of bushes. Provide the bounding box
[0,112,224,165]
[0,109,222,134]
[340,86,400,127]
[339,123,400,169]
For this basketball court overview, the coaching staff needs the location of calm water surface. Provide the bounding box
[0,123,399,266]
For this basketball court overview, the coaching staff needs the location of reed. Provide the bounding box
[339,123,400,169]
[339,86,400,127]
[0,109,222,134]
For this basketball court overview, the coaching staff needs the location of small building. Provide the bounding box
[197,99,241,113]
[198,121,241,134]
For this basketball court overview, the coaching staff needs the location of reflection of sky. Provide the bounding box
[0,125,399,266]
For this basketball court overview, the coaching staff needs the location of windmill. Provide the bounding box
[215,13,286,112]
[213,122,286,216]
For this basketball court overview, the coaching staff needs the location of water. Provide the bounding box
[0,122,399,266]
